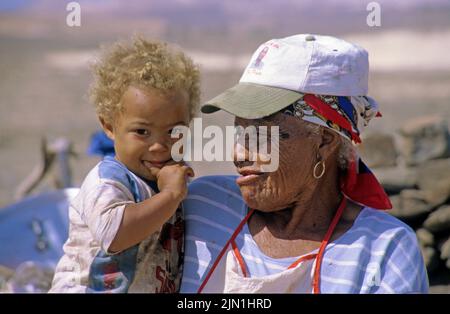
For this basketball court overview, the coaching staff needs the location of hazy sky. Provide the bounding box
[2,0,450,13]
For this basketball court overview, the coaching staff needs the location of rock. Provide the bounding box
[436,232,450,245]
[387,194,401,212]
[399,116,450,166]
[387,196,402,217]
[423,205,450,233]
[372,166,417,194]
[418,185,450,209]
[0,265,14,293]
[359,133,397,168]
[396,187,449,211]
[0,265,13,278]
[389,190,434,223]
[400,189,435,214]
[440,236,450,261]
[429,285,450,294]
[421,246,440,273]
[4,261,54,293]
[416,158,450,191]
[416,228,435,247]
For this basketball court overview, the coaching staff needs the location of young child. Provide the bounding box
[50,37,200,293]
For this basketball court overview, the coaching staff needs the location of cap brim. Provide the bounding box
[201,83,303,119]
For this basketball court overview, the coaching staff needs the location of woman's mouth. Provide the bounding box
[236,168,266,185]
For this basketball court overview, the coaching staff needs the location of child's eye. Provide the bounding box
[135,129,149,136]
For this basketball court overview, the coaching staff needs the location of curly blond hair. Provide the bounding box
[90,36,200,123]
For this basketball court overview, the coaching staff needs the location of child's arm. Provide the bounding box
[108,163,194,253]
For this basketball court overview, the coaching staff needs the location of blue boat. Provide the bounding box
[0,188,79,270]
[0,133,109,291]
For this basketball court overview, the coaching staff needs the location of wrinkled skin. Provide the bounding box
[233,112,362,258]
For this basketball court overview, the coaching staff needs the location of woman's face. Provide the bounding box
[234,112,321,212]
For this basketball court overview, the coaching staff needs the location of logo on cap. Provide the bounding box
[249,46,269,73]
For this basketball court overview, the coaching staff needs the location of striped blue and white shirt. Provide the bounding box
[50,156,184,293]
[180,175,429,293]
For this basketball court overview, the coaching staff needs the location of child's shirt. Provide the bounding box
[50,156,184,293]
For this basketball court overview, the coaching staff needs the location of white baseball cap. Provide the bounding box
[202,34,372,119]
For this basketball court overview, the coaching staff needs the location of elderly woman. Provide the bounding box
[180,34,428,293]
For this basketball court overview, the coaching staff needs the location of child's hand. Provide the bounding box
[150,162,194,201]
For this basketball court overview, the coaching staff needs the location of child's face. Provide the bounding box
[102,86,190,181]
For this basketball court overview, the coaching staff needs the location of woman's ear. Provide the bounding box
[318,127,341,160]
[99,117,115,141]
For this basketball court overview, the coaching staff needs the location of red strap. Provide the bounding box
[287,253,317,269]
[198,198,347,294]
[197,208,255,293]
[231,240,248,277]
[233,238,318,276]
[232,243,319,274]
[303,94,362,144]
[312,197,347,293]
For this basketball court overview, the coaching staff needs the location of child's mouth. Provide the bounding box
[143,159,171,169]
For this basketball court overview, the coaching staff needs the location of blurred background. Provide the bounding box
[1,0,450,293]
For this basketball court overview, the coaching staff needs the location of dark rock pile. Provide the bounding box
[360,116,450,288]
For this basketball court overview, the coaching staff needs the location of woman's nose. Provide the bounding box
[233,137,275,169]
[233,141,256,169]
[233,141,249,161]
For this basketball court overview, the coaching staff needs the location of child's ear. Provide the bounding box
[99,117,115,141]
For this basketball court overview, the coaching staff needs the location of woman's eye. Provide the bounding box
[135,129,149,136]
[279,132,290,139]
[257,129,269,137]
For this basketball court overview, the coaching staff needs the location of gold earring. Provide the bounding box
[313,160,326,179]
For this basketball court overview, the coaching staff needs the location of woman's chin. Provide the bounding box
[240,187,264,209]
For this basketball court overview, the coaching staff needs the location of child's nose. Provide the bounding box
[148,141,168,153]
